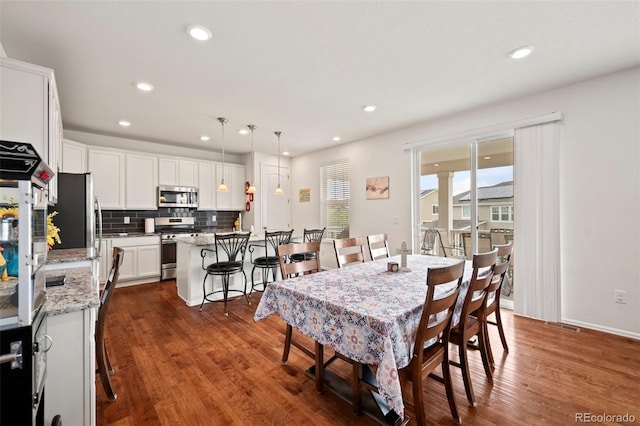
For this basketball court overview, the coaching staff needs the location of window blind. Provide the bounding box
[320,159,350,239]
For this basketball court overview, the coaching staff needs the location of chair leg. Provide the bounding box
[242,271,251,305]
[222,274,229,316]
[457,338,476,407]
[352,362,362,415]
[478,328,493,381]
[250,265,259,292]
[199,274,209,311]
[411,369,427,426]
[495,306,509,352]
[282,324,293,365]
[96,332,117,401]
[105,341,115,376]
[484,321,495,368]
[442,355,461,424]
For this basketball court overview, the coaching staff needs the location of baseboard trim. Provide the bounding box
[560,318,640,340]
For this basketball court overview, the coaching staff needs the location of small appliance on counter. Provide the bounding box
[0,140,55,426]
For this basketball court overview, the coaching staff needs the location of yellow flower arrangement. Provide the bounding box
[47,211,61,248]
[1,196,61,248]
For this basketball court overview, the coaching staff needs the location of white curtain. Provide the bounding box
[513,122,561,322]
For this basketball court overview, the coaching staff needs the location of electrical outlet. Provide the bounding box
[614,290,626,304]
[210,214,217,222]
[123,216,130,224]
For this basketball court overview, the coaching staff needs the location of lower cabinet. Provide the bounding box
[101,235,161,286]
[45,307,97,426]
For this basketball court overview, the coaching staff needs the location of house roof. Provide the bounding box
[420,188,437,198]
[455,181,513,203]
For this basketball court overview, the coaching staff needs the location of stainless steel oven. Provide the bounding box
[155,217,202,280]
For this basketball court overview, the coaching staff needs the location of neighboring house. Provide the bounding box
[419,188,439,223]
[453,181,513,231]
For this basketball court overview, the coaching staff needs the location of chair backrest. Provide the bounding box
[333,237,366,268]
[489,228,513,248]
[485,242,513,307]
[458,249,497,329]
[413,260,465,359]
[277,241,322,279]
[303,227,325,243]
[367,233,390,260]
[462,232,492,260]
[264,229,294,257]
[215,232,251,262]
[97,247,124,332]
[421,228,446,257]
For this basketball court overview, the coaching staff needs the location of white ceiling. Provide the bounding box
[1,1,639,157]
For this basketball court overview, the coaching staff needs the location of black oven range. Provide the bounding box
[155,217,202,280]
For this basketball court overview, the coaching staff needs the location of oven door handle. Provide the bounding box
[0,340,23,369]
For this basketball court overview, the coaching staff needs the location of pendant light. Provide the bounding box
[274,131,284,195]
[246,124,257,194]
[217,117,229,192]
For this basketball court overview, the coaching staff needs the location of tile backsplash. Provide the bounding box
[101,208,241,234]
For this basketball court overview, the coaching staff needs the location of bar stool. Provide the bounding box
[199,232,251,316]
[288,227,325,263]
[248,229,294,292]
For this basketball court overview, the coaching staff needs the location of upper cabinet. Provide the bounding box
[0,57,62,204]
[125,153,158,210]
[88,149,126,209]
[197,161,216,210]
[215,164,246,211]
[158,158,198,187]
[61,139,87,173]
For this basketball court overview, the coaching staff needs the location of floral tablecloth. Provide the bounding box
[254,254,472,419]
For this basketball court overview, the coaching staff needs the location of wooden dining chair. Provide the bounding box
[276,242,323,364]
[96,246,124,401]
[449,248,496,407]
[366,233,390,260]
[352,260,465,425]
[482,241,513,364]
[333,237,366,268]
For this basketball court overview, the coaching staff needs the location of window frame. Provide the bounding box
[320,159,350,239]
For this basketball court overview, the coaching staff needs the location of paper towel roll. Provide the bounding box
[145,218,155,233]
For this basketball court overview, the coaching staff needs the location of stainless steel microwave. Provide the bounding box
[158,186,198,208]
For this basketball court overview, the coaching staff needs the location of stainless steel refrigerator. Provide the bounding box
[52,172,102,251]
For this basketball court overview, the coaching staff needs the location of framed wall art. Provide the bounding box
[366,176,389,199]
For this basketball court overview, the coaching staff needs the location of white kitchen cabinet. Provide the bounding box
[125,153,158,210]
[46,306,97,426]
[109,236,161,285]
[158,158,198,187]
[197,161,216,210]
[61,139,87,173]
[0,57,62,204]
[215,164,246,210]
[88,149,126,209]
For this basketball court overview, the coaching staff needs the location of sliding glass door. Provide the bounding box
[418,136,514,302]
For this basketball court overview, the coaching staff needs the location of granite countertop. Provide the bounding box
[45,266,100,316]
[103,232,160,238]
[177,233,263,246]
[47,247,100,264]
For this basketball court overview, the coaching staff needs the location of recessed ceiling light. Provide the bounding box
[332,136,341,141]
[508,45,534,59]
[118,120,131,127]
[238,129,249,135]
[484,156,492,160]
[187,25,212,41]
[282,151,290,156]
[363,105,377,112]
[434,163,439,167]
[135,82,154,92]
[200,136,210,141]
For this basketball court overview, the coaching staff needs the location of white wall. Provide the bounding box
[291,67,640,338]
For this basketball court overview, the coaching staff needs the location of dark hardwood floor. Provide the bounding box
[97,280,640,425]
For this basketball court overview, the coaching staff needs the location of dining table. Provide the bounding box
[253,254,473,422]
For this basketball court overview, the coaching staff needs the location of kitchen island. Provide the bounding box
[176,234,264,307]
[44,266,99,426]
